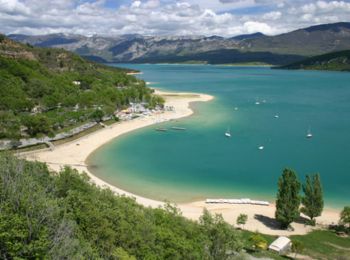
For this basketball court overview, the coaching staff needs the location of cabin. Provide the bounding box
[268,236,291,254]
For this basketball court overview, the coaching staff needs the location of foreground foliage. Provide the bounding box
[0,154,242,259]
[291,230,350,260]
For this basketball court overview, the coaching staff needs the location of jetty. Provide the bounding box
[205,198,269,206]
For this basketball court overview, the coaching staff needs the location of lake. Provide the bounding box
[88,64,350,208]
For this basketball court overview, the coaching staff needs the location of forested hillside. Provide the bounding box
[0,34,163,140]
[130,49,304,65]
[0,154,243,259]
[276,50,350,72]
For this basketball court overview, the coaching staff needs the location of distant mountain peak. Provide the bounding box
[230,32,265,41]
[302,22,350,33]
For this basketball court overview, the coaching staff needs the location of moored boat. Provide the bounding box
[306,128,313,138]
[171,126,186,130]
[155,128,167,132]
[225,127,231,137]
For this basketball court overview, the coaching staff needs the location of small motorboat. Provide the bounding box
[225,127,231,138]
[306,128,313,138]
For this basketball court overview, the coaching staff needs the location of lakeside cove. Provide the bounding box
[21,88,341,236]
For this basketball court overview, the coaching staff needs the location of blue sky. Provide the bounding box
[0,0,349,36]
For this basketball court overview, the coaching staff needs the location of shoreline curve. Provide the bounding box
[21,89,341,236]
[22,90,213,208]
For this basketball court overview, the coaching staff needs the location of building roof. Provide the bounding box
[268,236,291,252]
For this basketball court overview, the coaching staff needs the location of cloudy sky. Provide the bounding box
[1,0,349,37]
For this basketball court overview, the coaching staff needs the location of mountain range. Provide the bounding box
[7,22,350,65]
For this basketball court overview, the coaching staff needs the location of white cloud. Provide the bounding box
[0,0,349,37]
[131,1,141,8]
[243,21,275,34]
[0,0,30,15]
[262,11,282,20]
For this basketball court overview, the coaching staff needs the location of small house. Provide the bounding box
[268,236,291,254]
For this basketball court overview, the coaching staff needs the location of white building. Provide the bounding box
[268,236,291,254]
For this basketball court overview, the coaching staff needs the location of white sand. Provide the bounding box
[21,90,340,236]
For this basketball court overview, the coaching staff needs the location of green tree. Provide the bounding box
[301,173,324,225]
[339,206,350,229]
[90,109,104,122]
[236,214,248,229]
[112,247,136,260]
[275,168,301,229]
[291,240,304,258]
[22,114,52,137]
[200,209,243,259]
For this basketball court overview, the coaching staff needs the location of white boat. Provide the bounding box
[306,128,313,138]
[258,146,264,150]
[225,127,231,137]
[255,101,260,105]
[274,114,279,118]
[171,126,186,130]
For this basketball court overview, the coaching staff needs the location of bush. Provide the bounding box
[249,234,268,250]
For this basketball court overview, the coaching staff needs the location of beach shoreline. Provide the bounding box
[21,89,341,236]
[22,90,213,208]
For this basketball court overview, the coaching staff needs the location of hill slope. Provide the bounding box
[277,50,350,71]
[0,35,161,140]
[7,22,350,64]
[242,22,350,56]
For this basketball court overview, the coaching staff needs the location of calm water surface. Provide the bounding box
[88,64,350,208]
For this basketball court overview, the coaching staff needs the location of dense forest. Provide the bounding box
[0,34,163,140]
[276,50,350,72]
[130,49,304,66]
[0,154,243,259]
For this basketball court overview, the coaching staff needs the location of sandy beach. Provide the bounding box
[22,90,340,236]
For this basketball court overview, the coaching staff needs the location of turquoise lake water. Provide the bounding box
[88,64,350,208]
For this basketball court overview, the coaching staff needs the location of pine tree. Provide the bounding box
[301,173,324,225]
[275,168,301,229]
